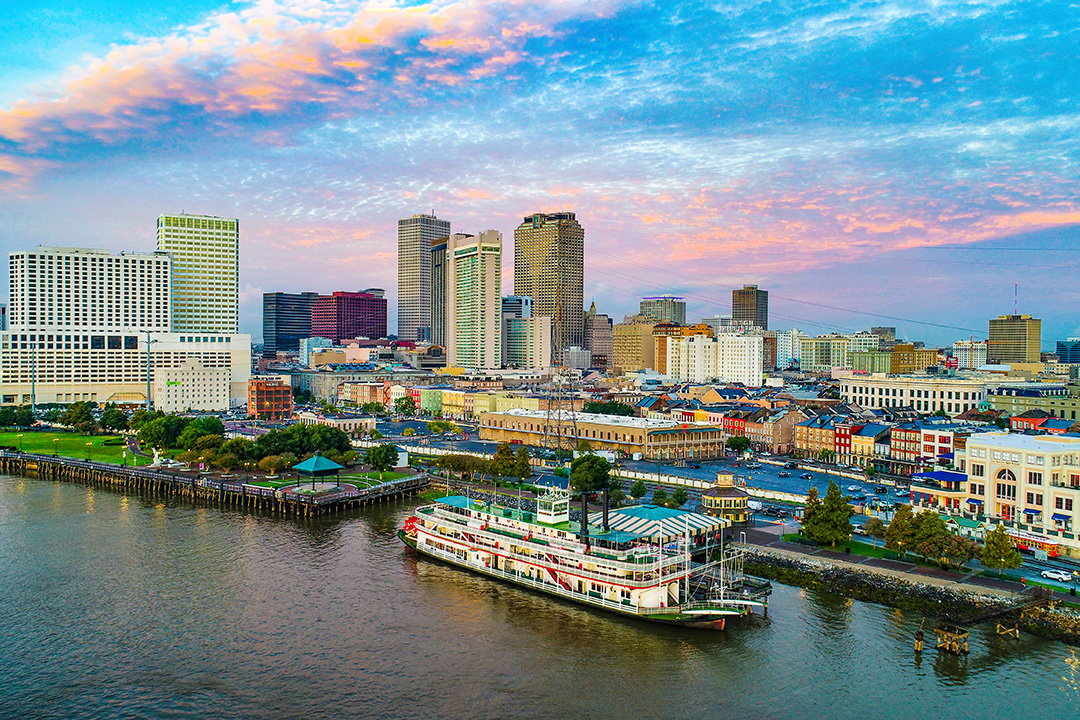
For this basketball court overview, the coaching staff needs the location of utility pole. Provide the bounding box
[144,331,158,412]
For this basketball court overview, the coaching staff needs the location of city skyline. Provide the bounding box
[1,0,1078,346]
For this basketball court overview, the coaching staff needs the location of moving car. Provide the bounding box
[846,485,862,492]
[778,471,791,477]
[784,462,798,469]
[799,472,813,480]
[1041,569,1072,582]
[874,486,889,494]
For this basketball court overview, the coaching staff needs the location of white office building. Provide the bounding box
[398,213,451,342]
[445,231,502,369]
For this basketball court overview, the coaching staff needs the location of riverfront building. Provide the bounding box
[156,213,239,333]
[912,433,1080,557]
[513,212,584,356]
[477,408,726,460]
[398,213,451,342]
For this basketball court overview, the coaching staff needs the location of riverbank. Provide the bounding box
[743,548,1080,646]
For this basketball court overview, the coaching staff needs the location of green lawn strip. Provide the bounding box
[0,431,142,464]
[781,533,904,561]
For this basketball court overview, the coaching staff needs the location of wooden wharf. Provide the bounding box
[0,450,431,517]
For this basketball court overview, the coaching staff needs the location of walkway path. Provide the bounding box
[738,525,1023,599]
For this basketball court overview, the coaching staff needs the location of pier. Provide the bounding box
[0,450,431,516]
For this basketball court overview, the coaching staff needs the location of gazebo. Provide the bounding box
[292,452,344,492]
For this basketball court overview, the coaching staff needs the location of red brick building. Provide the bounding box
[248,377,294,421]
[311,291,387,344]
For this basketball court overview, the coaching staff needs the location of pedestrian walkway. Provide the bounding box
[737,527,1023,599]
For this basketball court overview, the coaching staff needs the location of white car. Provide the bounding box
[1040,569,1072,583]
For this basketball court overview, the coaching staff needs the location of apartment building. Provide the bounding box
[839,373,988,416]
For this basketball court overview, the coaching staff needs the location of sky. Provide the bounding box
[1,0,1077,348]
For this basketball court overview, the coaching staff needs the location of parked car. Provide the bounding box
[1041,569,1072,582]
[799,472,813,480]
[784,462,798,469]
[778,471,791,477]
[874,486,889,494]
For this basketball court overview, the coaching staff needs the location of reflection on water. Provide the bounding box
[0,475,1076,720]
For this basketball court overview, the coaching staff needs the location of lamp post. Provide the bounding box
[53,437,58,457]
[144,331,159,412]
[86,442,92,462]
[17,433,23,452]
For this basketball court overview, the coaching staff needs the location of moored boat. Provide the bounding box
[399,487,771,629]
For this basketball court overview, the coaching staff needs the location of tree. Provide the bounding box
[818,448,836,463]
[394,396,416,417]
[489,442,518,479]
[403,428,415,437]
[629,478,647,500]
[727,436,751,455]
[651,488,669,506]
[863,516,887,548]
[370,429,383,440]
[581,400,636,417]
[801,486,822,533]
[361,401,385,415]
[884,503,916,557]
[608,486,626,508]
[366,443,399,479]
[100,403,128,432]
[214,453,239,473]
[912,511,950,561]
[804,480,853,546]
[570,453,611,534]
[258,454,291,475]
[671,486,690,507]
[59,401,94,429]
[575,438,593,454]
[981,524,1022,577]
[0,406,15,428]
[941,534,980,571]
[513,448,532,480]
[193,434,224,453]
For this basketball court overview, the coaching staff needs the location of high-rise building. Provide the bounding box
[870,326,897,350]
[775,329,805,370]
[299,337,333,367]
[156,213,239,333]
[563,346,592,370]
[430,236,448,347]
[504,316,551,369]
[311,291,387,344]
[667,333,764,386]
[988,314,1041,364]
[446,231,501,369]
[1056,339,1080,364]
[262,292,319,358]
[612,315,657,374]
[583,302,613,371]
[732,284,768,330]
[501,295,533,320]
[639,295,686,325]
[0,303,7,331]
[397,213,450,342]
[2,245,249,407]
[513,212,584,357]
[653,323,713,375]
[953,339,988,369]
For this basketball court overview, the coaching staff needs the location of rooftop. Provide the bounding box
[483,407,705,429]
[965,432,1080,451]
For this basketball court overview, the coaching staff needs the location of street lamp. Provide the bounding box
[86,442,92,462]
[53,438,58,457]
[17,433,23,452]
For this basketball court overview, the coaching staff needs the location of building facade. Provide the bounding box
[732,285,768,330]
[311,290,387,344]
[612,315,657,375]
[988,314,1041,364]
[247,376,294,420]
[954,339,988,370]
[839,373,988,416]
[153,358,231,412]
[1056,339,1080,364]
[398,213,451,342]
[639,295,686,325]
[156,213,239,333]
[583,302,613,370]
[504,316,551,369]
[430,236,448,347]
[513,212,584,356]
[446,231,501,369]
[262,292,319,358]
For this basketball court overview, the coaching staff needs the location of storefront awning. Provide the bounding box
[1052,513,1071,522]
[966,498,983,505]
[1022,508,1040,515]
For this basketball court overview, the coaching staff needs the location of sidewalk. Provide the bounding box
[737,526,1023,599]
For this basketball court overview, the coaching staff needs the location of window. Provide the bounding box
[1028,472,1043,486]
[996,468,1016,483]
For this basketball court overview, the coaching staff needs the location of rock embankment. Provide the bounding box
[744,549,1080,646]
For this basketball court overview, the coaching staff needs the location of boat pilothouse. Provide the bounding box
[400,486,771,630]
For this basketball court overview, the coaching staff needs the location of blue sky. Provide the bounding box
[1,0,1077,346]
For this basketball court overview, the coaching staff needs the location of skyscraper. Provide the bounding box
[988,314,1041,363]
[310,291,387,344]
[430,236,448,347]
[446,231,502,369]
[639,295,686,325]
[513,212,584,358]
[732,284,768,330]
[156,213,239,333]
[398,213,450,342]
[583,302,613,370]
[262,292,319,358]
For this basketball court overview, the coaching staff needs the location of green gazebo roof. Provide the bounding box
[293,452,344,477]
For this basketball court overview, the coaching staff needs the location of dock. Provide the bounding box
[0,450,431,516]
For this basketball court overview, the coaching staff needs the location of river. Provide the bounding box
[0,475,1077,719]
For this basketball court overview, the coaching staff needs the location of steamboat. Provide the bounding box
[399,486,771,629]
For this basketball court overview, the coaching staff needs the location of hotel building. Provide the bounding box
[156,213,239,333]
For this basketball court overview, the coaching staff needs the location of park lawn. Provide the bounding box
[0,431,142,465]
[781,533,893,560]
[341,471,410,483]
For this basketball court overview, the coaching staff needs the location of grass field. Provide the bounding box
[0,431,146,464]
[781,533,895,560]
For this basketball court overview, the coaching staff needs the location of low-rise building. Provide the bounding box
[247,376,294,420]
[987,384,1080,422]
[839,373,988,417]
[295,410,376,435]
[153,358,231,413]
[478,408,725,460]
[701,473,750,524]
